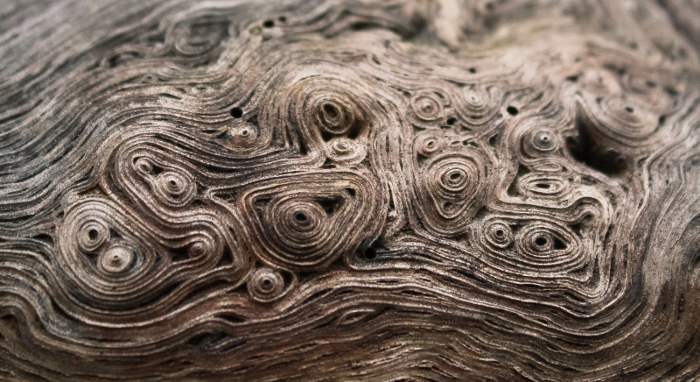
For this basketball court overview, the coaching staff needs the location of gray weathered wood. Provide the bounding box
[1,0,699,380]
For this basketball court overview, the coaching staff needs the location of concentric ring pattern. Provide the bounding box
[1,0,700,381]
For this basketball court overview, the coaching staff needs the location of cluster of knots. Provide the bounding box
[1,0,700,381]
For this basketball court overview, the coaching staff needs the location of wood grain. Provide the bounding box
[1,0,700,380]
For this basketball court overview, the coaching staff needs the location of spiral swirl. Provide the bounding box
[415,132,445,157]
[516,173,570,198]
[76,218,111,253]
[152,170,197,207]
[326,137,365,163]
[247,268,287,303]
[514,221,583,267]
[171,17,229,56]
[414,152,488,235]
[453,85,502,125]
[55,193,232,313]
[412,92,444,121]
[56,198,162,309]
[522,127,560,157]
[576,91,673,150]
[315,98,357,135]
[482,220,514,249]
[98,241,137,275]
[225,120,261,152]
[597,97,659,140]
[283,69,368,141]
[234,170,384,270]
[262,65,380,164]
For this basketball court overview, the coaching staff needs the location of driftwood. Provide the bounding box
[1,0,700,380]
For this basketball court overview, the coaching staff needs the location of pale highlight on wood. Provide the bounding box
[0,0,700,381]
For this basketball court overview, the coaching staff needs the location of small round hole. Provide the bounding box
[625,106,634,113]
[506,106,518,116]
[278,16,286,22]
[88,229,98,240]
[468,67,477,73]
[323,103,338,118]
[263,20,274,28]
[446,117,456,125]
[230,107,243,118]
[450,173,460,180]
[535,237,548,246]
[365,247,377,260]
[495,229,504,238]
[294,212,307,222]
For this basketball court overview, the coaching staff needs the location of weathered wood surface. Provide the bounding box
[1,0,700,380]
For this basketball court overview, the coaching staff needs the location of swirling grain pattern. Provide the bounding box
[1,0,700,381]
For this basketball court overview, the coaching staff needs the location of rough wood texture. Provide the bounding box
[1,0,700,381]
